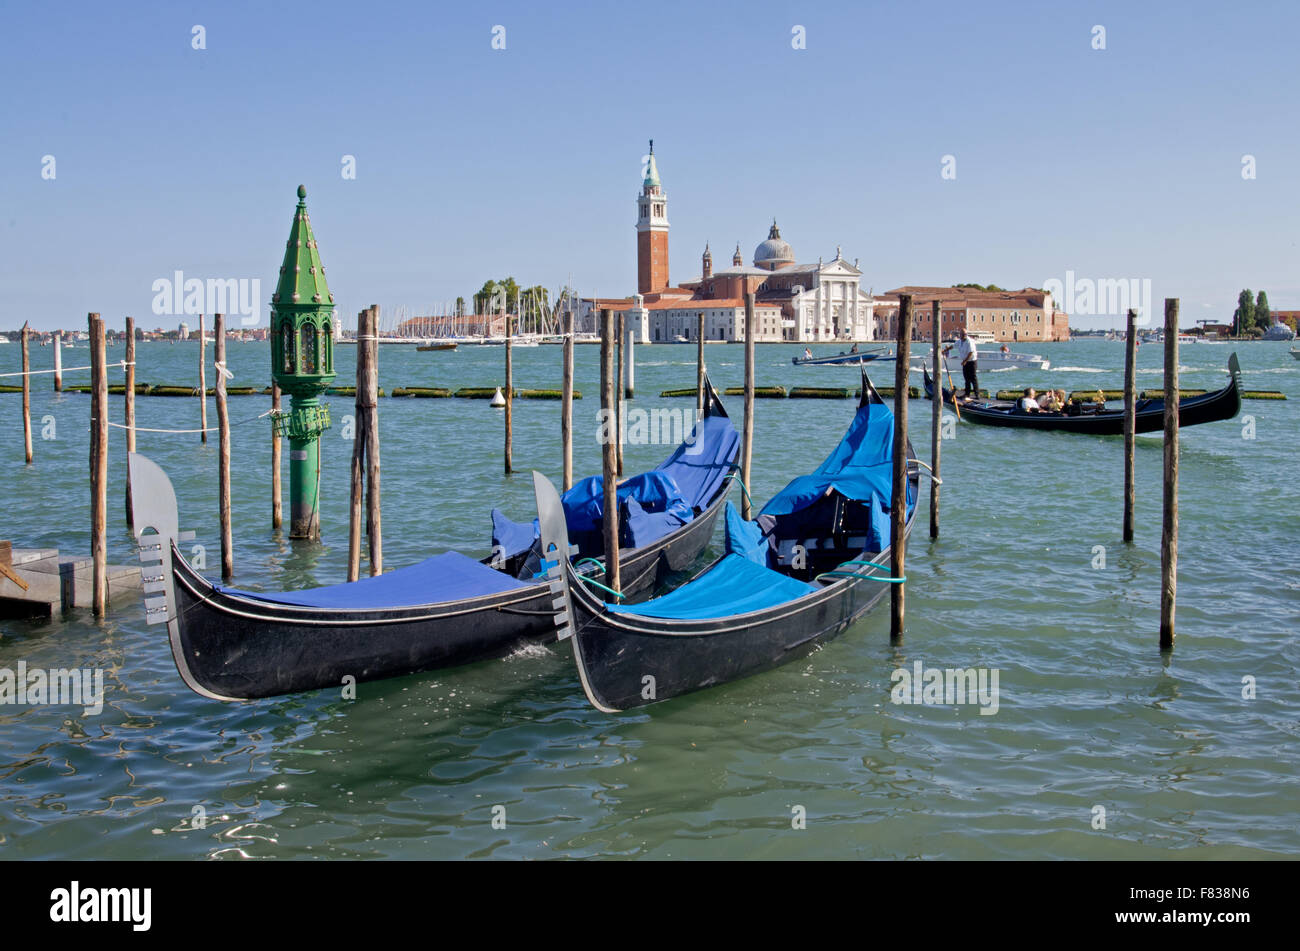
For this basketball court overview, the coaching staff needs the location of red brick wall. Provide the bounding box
[638,230,669,294]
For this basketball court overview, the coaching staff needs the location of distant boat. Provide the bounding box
[1290,347,1300,361]
[793,347,893,366]
[914,348,1050,372]
[417,342,458,351]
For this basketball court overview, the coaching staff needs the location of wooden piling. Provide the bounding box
[742,292,756,520]
[696,312,705,418]
[616,310,625,476]
[53,330,62,392]
[88,313,108,616]
[271,382,283,530]
[20,323,32,464]
[930,299,941,539]
[562,306,574,491]
[364,305,382,576]
[504,312,513,475]
[1122,308,1137,543]
[214,314,233,581]
[198,313,208,443]
[124,317,136,529]
[600,308,620,595]
[890,294,913,641]
[1160,299,1179,648]
[624,319,635,399]
[346,308,368,583]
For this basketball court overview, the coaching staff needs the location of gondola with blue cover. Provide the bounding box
[534,371,919,711]
[129,380,738,701]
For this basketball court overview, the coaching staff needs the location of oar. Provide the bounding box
[944,361,963,420]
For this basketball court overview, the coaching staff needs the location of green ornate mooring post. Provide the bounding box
[270,185,337,539]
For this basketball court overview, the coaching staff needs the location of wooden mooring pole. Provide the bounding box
[616,310,625,476]
[562,306,574,491]
[1160,298,1179,649]
[215,314,233,581]
[347,307,368,583]
[890,294,913,641]
[695,312,705,418]
[53,330,62,392]
[88,313,108,616]
[504,311,513,475]
[624,318,635,399]
[20,322,32,464]
[364,305,382,576]
[124,317,136,529]
[271,382,283,530]
[600,308,620,595]
[1123,308,1137,543]
[930,299,941,539]
[198,314,208,443]
[742,292,756,520]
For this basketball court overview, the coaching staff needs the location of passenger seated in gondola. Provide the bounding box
[1015,387,1041,413]
[1038,388,1065,412]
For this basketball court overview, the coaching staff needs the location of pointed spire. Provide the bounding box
[733,243,743,266]
[643,138,661,189]
[273,185,333,308]
[768,219,782,240]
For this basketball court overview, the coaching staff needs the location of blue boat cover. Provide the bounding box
[605,553,817,620]
[214,550,528,609]
[761,398,913,517]
[492,408,739,558]
[723,501,770,566]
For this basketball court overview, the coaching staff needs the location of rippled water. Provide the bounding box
[1,337,1296,859]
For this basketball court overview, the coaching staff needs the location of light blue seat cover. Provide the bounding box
[604,554,817,620]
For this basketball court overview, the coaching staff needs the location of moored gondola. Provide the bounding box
[130,379,739,701]
[535,372,919,711]
[922,354,1241,435]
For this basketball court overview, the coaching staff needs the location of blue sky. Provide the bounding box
[2,0,1297,331]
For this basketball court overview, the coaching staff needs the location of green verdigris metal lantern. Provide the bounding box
[270,185,337,539]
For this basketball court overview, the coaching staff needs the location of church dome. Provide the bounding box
[753,220,794,269]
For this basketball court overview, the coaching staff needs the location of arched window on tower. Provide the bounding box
[281,322,295,373]
[322,321,333,372]
[300,323,317,375]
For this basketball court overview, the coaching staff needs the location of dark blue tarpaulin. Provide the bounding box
[215,550,528,609]
[761,398,913,517]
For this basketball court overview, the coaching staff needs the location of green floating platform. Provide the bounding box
[391,387,452,398]
[789,386,852,399]
[722,386,787,398]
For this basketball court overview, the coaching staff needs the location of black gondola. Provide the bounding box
[129,381,738,701]
[922,353,1241,435]
[534,372,919,711]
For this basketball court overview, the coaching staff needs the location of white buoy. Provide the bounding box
[490,386,506,408]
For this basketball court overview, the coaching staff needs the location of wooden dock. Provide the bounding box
[0,542,140,618]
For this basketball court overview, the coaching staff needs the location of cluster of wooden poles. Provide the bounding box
[20,293,1185,646]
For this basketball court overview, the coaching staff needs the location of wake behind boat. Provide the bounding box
[129,380,739,700]
[922,354,1241,435]
[535,371,919,711]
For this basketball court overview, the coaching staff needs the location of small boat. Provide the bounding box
[128,381,739,700]
[913,348,1050,372]
[534,371,918,711]
[416,341,458,351]
[1291,348,1300,361]
[922,354,1242,435]
[793,347,893,366]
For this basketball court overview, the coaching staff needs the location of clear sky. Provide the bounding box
[2,0,1297,331]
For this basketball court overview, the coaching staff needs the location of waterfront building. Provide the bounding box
[874,286,1070,342]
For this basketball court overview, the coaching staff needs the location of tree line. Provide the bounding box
[1233,289,1278,336]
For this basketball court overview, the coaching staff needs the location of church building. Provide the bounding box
[582,143,875,343]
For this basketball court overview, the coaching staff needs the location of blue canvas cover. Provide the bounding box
[656,413,741,513]
[215,550,528,609]
[723,501,770,566]
[605,553,817,620]
[492,407,739,559]
[761,399,913,517]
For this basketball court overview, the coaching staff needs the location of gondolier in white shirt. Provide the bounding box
[943,328,979,399]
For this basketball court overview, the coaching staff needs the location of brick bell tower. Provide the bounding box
[636,139,669,294]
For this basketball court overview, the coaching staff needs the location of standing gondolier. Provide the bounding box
[944,328,979,399]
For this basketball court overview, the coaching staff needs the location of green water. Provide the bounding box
[0,338,1296,859]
